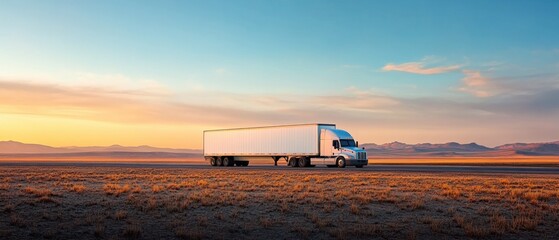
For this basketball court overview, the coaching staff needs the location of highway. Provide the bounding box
[1,161,558,174]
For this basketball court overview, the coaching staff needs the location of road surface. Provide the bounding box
[1,161,558,174]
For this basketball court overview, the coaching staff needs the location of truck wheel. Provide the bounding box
[355,165,363,168]
[336,157,346,168]
[223,157,234,167]
[210,157,217,166]
[298,157,309,167]
[216,157,223,166]
[288,157,299,167]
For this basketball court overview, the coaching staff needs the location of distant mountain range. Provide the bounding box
[362,141,559,157]
[0,141,201,158]
[1,140,558,158]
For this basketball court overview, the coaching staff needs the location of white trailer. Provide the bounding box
[203,123,367,168]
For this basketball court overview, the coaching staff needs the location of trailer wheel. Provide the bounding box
[298,157,309,167]
[223,157,234,167]
[210,157,217,166]
[288,157,299,167]
[336,157,346,168]
[216,157,223,166]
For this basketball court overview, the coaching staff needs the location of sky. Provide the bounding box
[1,0,559,148]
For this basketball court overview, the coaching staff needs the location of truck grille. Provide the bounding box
[357,152,367,160]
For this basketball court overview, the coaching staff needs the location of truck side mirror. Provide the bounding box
[356,141,359,147]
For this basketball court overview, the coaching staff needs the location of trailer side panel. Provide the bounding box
[204,124,334,156]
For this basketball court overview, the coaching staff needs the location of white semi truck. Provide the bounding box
[203,123,368,168]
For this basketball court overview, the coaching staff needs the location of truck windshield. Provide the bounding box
[340,139,356,147]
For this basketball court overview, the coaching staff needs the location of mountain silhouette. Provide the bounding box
[361,141,559,157]
[0,141,201,157]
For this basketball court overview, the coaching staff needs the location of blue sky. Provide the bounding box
[1,1,558,147]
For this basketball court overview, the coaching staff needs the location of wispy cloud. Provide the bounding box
[458,70,496,97]
[0,80,169,123]
[0,80,287,125]
[456,71,559,98]
[481,61,507,72]
[72,72,171,96]
[320,87,399,111]
[0,78,400,126]
[382,57,461,75]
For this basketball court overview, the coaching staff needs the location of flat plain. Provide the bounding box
[1,165,559,239]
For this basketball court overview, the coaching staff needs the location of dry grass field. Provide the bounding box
[1,166,558,239]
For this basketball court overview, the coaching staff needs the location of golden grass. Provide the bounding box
[0,166,558,239]
[102,183,130,196]
[23,186,53,197]
[152,184,164,193]
[68,184,86,193]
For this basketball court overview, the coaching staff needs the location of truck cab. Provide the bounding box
[320,129,368,168]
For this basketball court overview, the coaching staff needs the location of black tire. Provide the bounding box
[223,157,234,167]
[242,161,249,167]
[336,157,346,168]
[298,157,309,167]
[289,157,299,167]
[216,157,223,166]
[210,157,217,166]
[355,165,364,168]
